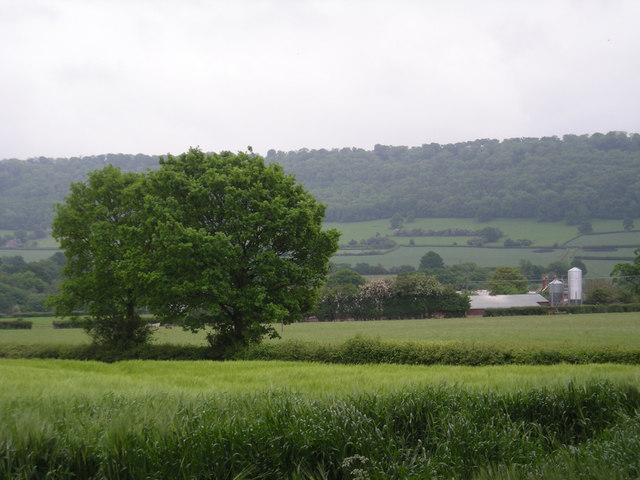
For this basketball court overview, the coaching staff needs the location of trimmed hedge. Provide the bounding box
[3,337,640,365]
[483,303,640,317]
[52,318,86,329]
[0,319,32,330]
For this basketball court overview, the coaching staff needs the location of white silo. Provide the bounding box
[568,267,583,305]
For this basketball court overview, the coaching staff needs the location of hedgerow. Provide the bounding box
[483,303,640,316]
[0,318,32,330]
[3,337,640,365]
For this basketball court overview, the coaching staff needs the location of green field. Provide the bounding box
[324,218,638,279]
[4,313,640,349]
[1,359,640,478]
[566,231,640,247]
[326,218,630,247]
[3,310,640,478]
[2,358,640,397]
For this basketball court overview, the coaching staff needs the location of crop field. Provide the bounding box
[2,312,640,478]
[4,312,640,349]
[2,359,640,478]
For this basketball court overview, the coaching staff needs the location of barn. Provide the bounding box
[467,293,550,316]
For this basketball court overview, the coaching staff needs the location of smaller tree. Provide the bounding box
[419,250,444,270]
[48,166,151,349]
[623,218,634,231]
[487,266,528,295]
[611,247,640,295]
[390,213,404,230]
[578,222,593,235]
[324,269,366,289]
[569,258,588,276]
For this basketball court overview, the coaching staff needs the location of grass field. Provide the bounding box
[1,359,640,478]
[333,245,566,270]
[4,312,640,349]
[2,310,640,478]
[326,218,630,246]
[2,358,640,397]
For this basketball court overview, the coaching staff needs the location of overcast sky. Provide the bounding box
[1,0,639,160]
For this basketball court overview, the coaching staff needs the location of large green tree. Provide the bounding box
[48,166,152,348]
[143,148,340,353]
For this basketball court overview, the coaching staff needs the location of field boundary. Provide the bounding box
[3,337,640,365]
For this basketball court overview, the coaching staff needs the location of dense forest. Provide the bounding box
[1,131,639,230]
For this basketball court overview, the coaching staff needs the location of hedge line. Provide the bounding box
[52,318,86,329]
[3,337,640,365]
[0,319,32,330]
[484,303,640,317]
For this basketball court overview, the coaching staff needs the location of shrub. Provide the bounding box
[0,318,32,329]
[52,318,86,329]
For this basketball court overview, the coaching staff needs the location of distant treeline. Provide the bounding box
[2,131,640,230]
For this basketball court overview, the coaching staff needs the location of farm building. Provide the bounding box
[467,293,549,316]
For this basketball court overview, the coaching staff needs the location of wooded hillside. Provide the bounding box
[1,131,639,230]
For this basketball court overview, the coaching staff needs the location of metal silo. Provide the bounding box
[568,267,583,305]
[549,279,564,306]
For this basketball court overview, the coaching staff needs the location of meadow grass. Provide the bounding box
[4,313,640,349]
[3,313,640,350]
[1,359,640,479]
[3,359,640,398]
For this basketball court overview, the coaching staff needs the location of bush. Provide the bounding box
[0,318,32,329]
[52,318,86,329]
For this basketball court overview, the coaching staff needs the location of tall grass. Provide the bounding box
[1,380,639,479]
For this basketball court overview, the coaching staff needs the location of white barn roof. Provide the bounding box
[469,294,548,310]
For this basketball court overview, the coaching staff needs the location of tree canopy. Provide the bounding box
[2,132,640,230]
[611,248,640,295]
[49,165,152,348]
[419,251,445,270]
[487,266,529,295]
[142,149,340,352]
[49,149,340,352]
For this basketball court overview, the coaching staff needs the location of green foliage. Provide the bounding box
[0,318,32,329]
[569,258,588,275]
[483,304,640,316]
[487,266,529,294]
[623,217,634,231]
[2,378,639,479]
[48,165,151,349]
[0,255,63,315]
[324,269,366,289]
[314,273,469,320]
[4,133,640,231]
[611,247,640,295]
[578,221,593,234]
[52,318,85,329]
[419,250,444,269]
[144,149,339,353]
